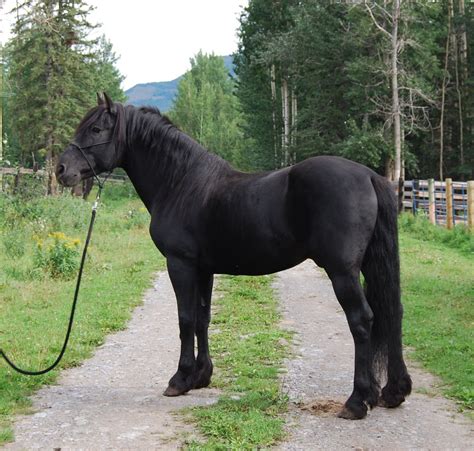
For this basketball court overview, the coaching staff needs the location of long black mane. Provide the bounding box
[78,104,234,200]
[129,106,230,162]
[124,106,235,204]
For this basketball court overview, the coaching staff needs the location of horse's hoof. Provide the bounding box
[337,404,367,420]
[163,385,187,397]
[193,362,213,389]
[379,375,412,408]
[379,392,405,408]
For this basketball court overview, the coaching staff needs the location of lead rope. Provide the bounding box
[0,142,112,375]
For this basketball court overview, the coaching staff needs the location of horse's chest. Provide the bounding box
[149,216,198,260]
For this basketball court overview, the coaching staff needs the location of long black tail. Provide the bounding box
[362,176,410,396]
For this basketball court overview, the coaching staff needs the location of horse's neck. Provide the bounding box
[121,109,227,211]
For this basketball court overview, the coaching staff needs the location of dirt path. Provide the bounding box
[4,263,473,449]
[4,272,219,450]
[275,260,473,450]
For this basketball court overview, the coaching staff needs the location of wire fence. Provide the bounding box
[401,179,474,229]
[0,167,128,196]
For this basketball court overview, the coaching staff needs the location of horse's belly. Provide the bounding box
[205,236,307,276]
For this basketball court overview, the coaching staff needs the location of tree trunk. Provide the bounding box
[270,64,278,168]
[45,0,57,196]
[453,28,464,170]
[439,0,453,181]
[459,0,468,82]
[281,76,290,167]
[457,0,467,171]
[46,139,58,196]
[391,0,402,182]
[291,85,297,164]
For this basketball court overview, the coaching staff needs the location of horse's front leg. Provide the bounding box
[164,257,199,396]
[195,273,214,389]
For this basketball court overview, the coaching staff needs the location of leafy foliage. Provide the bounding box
[169,52,243,167]
[235,0,474,179]
[33,231,81,280]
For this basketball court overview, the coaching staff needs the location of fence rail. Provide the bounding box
[1,168,473,230]
[402,179,474,229]
[0,167,128,190]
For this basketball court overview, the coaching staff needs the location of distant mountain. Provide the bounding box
[125,55,236,113]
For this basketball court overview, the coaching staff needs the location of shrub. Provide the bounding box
[124,207,149,229]
[34,232,81,280]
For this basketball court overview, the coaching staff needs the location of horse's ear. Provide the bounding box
[96,92,105,105]
[103,92,117,114]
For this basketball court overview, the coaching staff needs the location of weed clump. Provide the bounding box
[33,232,81,280]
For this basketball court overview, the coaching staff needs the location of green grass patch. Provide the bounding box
[400,221,473,411]
[0,187,163,444]
[399,213,474,255]
[187,276,292,450]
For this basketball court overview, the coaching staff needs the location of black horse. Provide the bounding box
[56,93,411,420]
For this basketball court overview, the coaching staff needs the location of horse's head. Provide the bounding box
[56,92,125,187]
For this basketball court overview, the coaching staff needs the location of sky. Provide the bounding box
[0,0,248,89]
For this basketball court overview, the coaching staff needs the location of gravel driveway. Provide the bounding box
[275,260,473,450]
[3,262,473,449]
[4,272,219,449]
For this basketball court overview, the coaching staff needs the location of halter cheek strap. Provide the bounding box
[70,140,114,191]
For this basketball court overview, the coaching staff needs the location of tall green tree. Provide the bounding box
[169,51,243,166]
[236,0,473,180]
[235,0,298,170]
[5,0,125,193]
[93,35,126,103]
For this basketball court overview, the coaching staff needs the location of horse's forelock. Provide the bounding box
[76,105,106,135]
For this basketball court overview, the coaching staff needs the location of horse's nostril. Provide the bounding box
[57,164,66,175]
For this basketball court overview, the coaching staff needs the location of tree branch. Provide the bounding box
[364,1,391,38]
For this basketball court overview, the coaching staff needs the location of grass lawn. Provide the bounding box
[1,187,471,448]
[399,215,473,412]
[187,275,292,450]
[0,185,163,443]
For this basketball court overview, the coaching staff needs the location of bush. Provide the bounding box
[34,232,81,280]
[124,207,149,229]
[102,180,137,201]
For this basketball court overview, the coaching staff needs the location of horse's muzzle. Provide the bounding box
[55,162,82,187]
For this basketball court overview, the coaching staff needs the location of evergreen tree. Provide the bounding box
[5,0,125,193]
[169,52,243,166]
[234,0,298,170]
[92,35,126,103]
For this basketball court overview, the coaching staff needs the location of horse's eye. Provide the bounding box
[92,126,101,134]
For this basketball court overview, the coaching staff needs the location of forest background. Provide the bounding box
[0,0,472,191]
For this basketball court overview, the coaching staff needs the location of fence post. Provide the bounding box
[428,178,435,224]
[468,181,474,231]
[446,178,453,229]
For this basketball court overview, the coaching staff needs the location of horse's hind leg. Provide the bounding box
[379,325,412,408]
[328,270,379,420]
[194,273,214,389]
